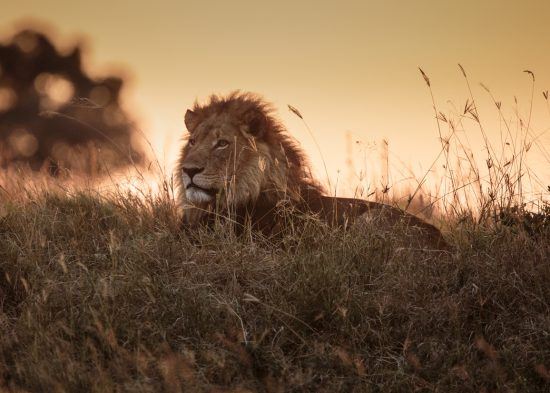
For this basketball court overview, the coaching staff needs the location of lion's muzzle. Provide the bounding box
[181,165,219,204]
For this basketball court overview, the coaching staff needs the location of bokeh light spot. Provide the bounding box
[34,73,75,108]
[8,129,39,158]
[0,87,17,112]
[13,32,38,54]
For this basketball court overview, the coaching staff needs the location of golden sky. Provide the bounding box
[2,0,550,196]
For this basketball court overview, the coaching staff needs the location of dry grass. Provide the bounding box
[0,183,548,392]
[0,68,549,391]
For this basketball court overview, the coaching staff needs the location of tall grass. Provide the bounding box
[0,71,549,392]
[337,66,549,225]
[414,66,549,221]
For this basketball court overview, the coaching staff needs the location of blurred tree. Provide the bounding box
[0,29,144,176]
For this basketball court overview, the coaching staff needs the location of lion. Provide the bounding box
[176,92,448,249]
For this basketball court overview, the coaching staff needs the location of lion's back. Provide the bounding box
[301,194,449,250]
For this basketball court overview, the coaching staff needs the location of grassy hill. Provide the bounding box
[0,187,548,392]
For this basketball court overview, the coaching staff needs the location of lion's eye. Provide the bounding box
[215,139,229,149]
[188,138,196,146]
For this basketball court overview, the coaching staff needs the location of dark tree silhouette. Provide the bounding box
[0,29,144,176]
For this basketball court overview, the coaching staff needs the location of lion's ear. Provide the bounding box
[241,110,266,138]
[184,109,199,132]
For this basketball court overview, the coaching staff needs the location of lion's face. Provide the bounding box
[179,109,267,207]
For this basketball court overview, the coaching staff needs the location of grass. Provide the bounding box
[0,186,548,392]
[0,66,550,391]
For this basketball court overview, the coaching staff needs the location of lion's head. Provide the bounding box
[176,92,322,224]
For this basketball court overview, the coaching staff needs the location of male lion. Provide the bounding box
[176,92,447,249]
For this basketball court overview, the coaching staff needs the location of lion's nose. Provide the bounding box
[182,166,204,179]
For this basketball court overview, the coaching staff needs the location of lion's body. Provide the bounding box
[176,92,448,249]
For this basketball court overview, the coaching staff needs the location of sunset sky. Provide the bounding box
[2,0,550,196]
